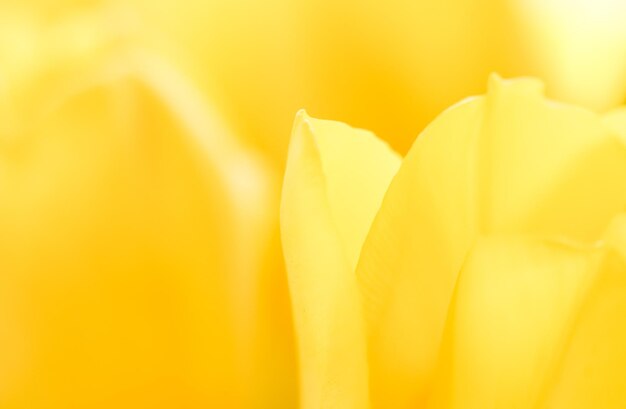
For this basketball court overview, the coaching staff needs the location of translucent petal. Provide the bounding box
[281,111,400,408]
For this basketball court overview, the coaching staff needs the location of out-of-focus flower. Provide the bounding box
[0,8,285,408]
[125,0,528,159]
[281,75,626,408]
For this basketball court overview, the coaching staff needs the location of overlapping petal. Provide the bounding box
[355,75,626,407]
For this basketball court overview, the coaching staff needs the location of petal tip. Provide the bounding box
[294,108,310,122]
[292,109,316,136]
[290,109,314,142]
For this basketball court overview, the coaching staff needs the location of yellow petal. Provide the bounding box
[280,111,400,408]
[537,231,626,407]
[356,75,626,407]
[0,56,271,407]
[429,236,604,409]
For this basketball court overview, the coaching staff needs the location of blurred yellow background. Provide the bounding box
[0,0,626,407]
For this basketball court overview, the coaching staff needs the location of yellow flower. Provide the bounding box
[0,9,280,408]
[281,75,626,408]
[6,1,626,408]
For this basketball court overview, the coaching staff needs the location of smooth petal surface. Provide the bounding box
[356,75,626,407]
[537,218,626,408]
[0,55,273,407]
[429,236,604,409]
[281,111,400,408]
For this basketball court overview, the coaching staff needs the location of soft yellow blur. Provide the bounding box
[0,7,291,408]
[4,0,626,408]
[127,0,527,159]
[115,0,626,162]
[281,76,626,408]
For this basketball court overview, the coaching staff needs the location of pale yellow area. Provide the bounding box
[604,107,626,145]
[514,0,626,111]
